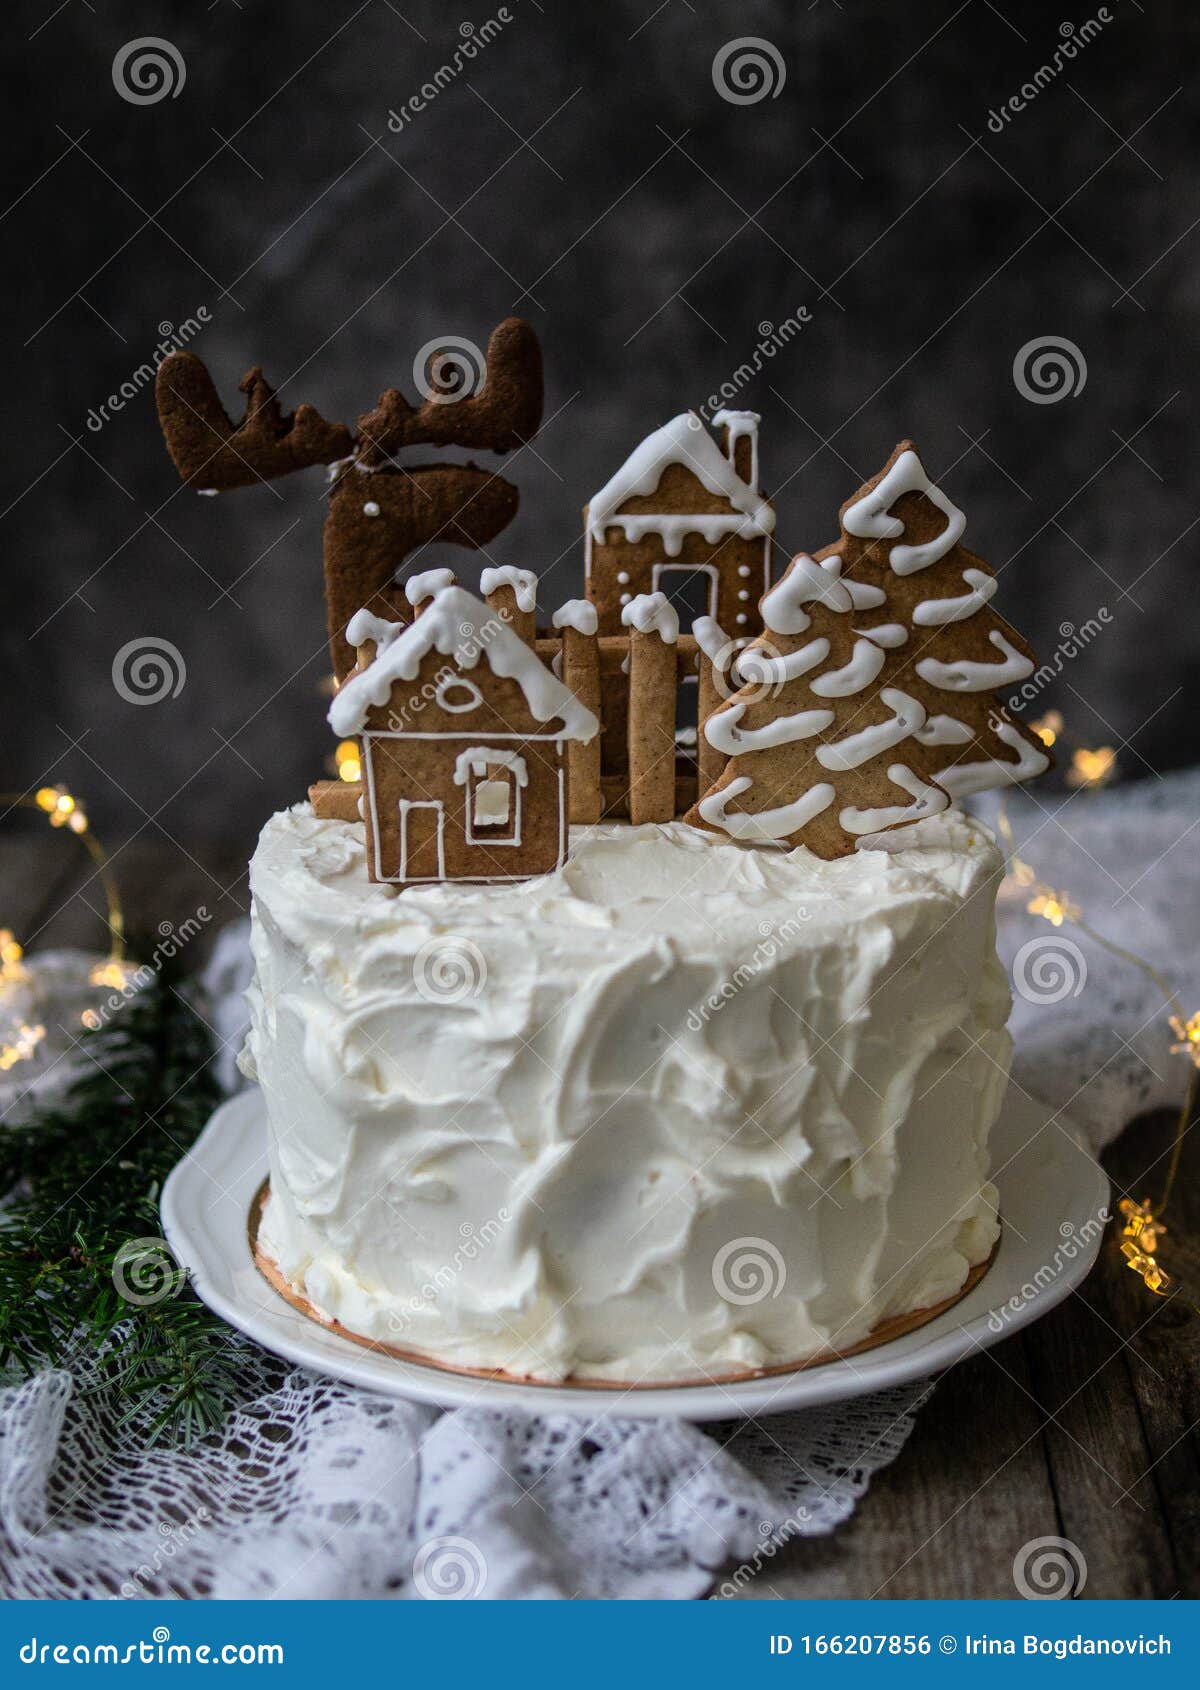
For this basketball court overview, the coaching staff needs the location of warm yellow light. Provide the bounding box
[35,787,59,812]
[335,741,361,783]
[1031,710,1063,748]
[1067,745,1117,789]
[0,929,23,969]
[1027,890,1080,927]
[55,793,74,813]
[67,810,87,833]
[89,960,130,990]
[1168,1011,1200,1069]
[0,1022,44,1070]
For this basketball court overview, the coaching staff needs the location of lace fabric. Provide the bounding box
[3,772,1195,1599]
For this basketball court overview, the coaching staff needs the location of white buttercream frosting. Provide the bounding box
[248,807,1009,1382]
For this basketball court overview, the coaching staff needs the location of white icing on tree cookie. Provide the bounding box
[842,447,966,575]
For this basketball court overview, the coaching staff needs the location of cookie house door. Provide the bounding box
[398,799,445,880]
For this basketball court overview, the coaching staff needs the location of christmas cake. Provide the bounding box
[158,324,1051,1383]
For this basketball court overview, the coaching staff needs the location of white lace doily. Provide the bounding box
[3,772,1195,1599]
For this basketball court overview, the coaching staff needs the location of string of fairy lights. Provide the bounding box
[0,786,131,1073]
[1,721,1195,1308]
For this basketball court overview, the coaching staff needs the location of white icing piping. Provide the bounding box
[760,555,853,635]
[735,637,830,686]
[842,766,950,838]
[480,566,538,613]
[913,713,974,747]
[404,567,456,608]
[858,622,908,648]
[912,568,996,626]
[451,746,530,786]
[932,719,1050,798]
[698,775,836,841]
[346,608,403,651]
[815,690,926,772]
[842,448,966,575]
[916,629,1034,692]
[586,412,774,547]
[330,587,599,741]
[621,591,680,643]
[552,598,599,637]
[809,638,886,698]
[704,700,835,756]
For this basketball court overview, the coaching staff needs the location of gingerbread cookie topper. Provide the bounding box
[329,584,598,887]
[584,411,775,638]
[155,318,544,681]
[688,443,1050,856]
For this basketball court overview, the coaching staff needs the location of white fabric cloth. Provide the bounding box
[2,771,1195,1600]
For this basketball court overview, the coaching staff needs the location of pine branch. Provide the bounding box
[0,957,246,1444]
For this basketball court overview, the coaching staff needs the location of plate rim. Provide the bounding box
[161,1085,1109,1421]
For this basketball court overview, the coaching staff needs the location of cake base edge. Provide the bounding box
[248,1178,999,1390]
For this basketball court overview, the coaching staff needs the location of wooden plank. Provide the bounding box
[739,1337,1058,1598]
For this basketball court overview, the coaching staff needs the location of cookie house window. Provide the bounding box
[474,777,511,829]
[436,675,484,714]
[452,746,528,848]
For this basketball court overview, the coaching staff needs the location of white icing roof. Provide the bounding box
[587,412,774,543]
[329,587,599,742]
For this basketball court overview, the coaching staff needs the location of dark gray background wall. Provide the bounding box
[4,0,1196,851]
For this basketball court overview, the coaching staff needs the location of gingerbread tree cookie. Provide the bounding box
[687,443,1049,856]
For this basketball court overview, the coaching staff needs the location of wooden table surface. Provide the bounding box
[3,834,1197,1602]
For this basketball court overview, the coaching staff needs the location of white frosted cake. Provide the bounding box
[245,804,1008,1383]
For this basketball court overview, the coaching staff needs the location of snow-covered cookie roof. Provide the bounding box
[330,586,599,741]
[586,412,775,546]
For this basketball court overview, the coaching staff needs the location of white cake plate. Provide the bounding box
[162,1086,1108,1422]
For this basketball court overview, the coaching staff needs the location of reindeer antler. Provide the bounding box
[156,353,354,490]
[354,316,543,469]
